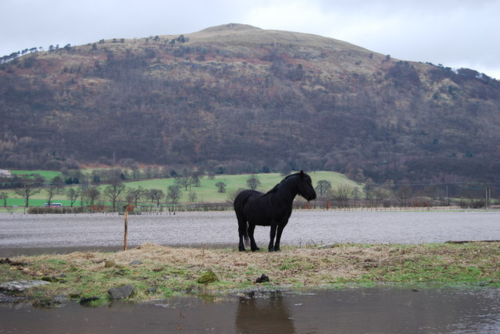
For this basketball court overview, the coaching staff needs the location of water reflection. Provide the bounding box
[2,288,500,333]
[236,291,295,334]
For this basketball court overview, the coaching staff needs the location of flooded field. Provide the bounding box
[2,211,500,333]
[1,210,500,256]
[2,287,500,333]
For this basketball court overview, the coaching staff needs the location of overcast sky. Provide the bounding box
[1,0,498,79]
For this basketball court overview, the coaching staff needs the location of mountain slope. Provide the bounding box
[1,23,499,183]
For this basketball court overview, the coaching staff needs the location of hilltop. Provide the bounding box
[1,23,499,184]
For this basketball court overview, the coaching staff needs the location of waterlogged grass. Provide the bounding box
[2,242,499,304]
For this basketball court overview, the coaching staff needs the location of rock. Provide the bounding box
[0,280,50,292]
[234,262,247,266]
[0,258,27,266]
[255,274,270,283]
[80,296,101,306]
[197,269,219,284]
[104,260,116,268]
[108,285,135,300]
[32,298,62,308]
[146,287,157,294]
[41,275,66,283]
[129,260,143,266]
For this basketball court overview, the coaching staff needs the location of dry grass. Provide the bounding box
[3,242,500,304]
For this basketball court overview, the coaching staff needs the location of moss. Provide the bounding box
[197,269,219,284]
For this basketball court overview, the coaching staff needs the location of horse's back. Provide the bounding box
[234,190,261,214]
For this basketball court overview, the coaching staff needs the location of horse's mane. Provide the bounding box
[264,173,299,195]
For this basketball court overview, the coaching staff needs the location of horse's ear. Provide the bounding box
[299,170,304,177]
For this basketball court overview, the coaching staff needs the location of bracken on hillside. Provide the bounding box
[1,23,499,183]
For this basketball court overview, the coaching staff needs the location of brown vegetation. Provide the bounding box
[1,24,499,184]
[2,242,500,303]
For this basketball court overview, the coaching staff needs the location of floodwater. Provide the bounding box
[2,288,500,333]
[1,210,500,256]
[2,211,500,333]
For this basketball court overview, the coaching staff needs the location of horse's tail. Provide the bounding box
[241,221,250,247]
[234,190,252,247]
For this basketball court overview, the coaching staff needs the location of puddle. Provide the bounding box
[1,288,500,333]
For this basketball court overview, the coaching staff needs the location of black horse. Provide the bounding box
[234,170,317,252]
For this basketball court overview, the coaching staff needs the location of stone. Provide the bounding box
[80,296,101,306]
[108,285,135,300]
[255,274,270,283]
[0,280,50,292]
[197,269,219,284]
[104,260,116,268]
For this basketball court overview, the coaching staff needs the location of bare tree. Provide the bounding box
[227,188,245,203]
[82,186,100,207]
[188,191,197,202]
[316,180,332,196]
[167,185,181,212]
[175,176,191,191]
[246,174,261,190]
[127,186,145,207]
[66,188,80,207]
[14,182,41,208]
[395,186,413,207]
[332,184,353,208]
[352,187,361,208]
[215,181,227,193]
[0,192,8,207]
[44,183,59,207]
[102,178,126,211]
[148,189,164,207]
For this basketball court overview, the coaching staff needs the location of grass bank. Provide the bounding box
[2,242,500,305]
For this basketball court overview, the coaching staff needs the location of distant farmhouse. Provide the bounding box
[0,169,12,178]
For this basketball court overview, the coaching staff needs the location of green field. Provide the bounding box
[10,170,62,180]
[1,171,361,210]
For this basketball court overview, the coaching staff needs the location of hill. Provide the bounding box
[1,23,499,184]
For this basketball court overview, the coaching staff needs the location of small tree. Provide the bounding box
[127,186,145,207]
[330,185,353,208]
[44,183,59,207]
[14,182,41,208]
[227,188,245,203]
[66,188,80,207]
[395,186,413,207]
[188,191,197,202]
[215,181,227,193]
[51,176,65,194]
[191,174,202,187]
[148,189,165,207]
[175,176,192,191]
[167,185,181,210]
[246,174,261,190]
[0,192,8,207]
[316,180,332,196]
[102,178,126,211]
[82,186,100,207]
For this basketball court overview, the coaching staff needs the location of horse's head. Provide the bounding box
[297,170,316,201]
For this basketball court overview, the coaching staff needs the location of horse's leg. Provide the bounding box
[273,221,287,252]
[248,223,259,251]
[238,232,246,252]
[268,222,278,252]
[237,215,247,252]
